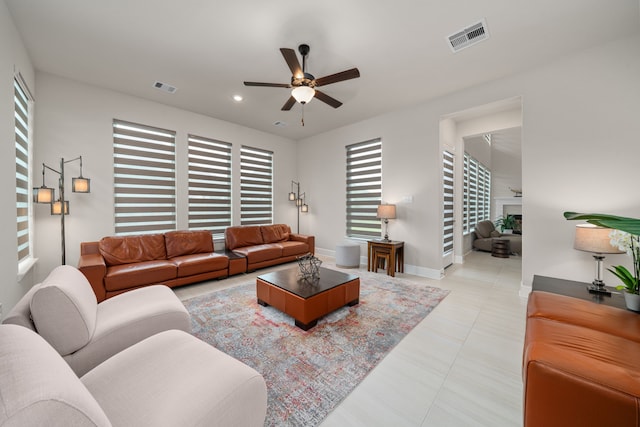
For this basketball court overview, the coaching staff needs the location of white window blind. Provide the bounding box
[463,152,491,234]
[188,134,232,237]
[240,146,273,225]
[346,138,382,238]
[443,150,455,255]
[113,120,176,235]
[15,77,32,262]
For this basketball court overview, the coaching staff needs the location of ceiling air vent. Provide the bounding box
[153,81,177,94]
[447,19,489,53]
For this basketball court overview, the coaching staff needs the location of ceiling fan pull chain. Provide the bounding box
[301,104,305,126]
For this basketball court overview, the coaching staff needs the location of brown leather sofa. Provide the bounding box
[79,230,229,302]
[523,291,640,427]
[225,224,314,271]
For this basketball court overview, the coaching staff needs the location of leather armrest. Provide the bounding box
[78,253,107,302]
[290,234,315,255]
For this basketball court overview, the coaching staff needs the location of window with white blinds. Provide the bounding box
[188,134,232,237]
[240,146,273,225]
[113,120,177,235]
[463,152,491,234]
[15,77,32,262]
[443,151,454,255]
[346,139,382,238]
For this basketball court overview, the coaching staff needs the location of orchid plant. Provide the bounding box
[608,230,640,294]
[565,212,640,295]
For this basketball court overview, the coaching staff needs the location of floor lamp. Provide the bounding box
[33,156,91,265]
[288,180,309,234]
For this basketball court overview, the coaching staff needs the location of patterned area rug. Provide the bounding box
[183,267,449,427]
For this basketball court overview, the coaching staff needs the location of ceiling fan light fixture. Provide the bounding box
[291,86,315,104]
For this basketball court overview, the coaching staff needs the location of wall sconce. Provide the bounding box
[289,180,309,233]
[32,156,91,265]
[377,204,397,242]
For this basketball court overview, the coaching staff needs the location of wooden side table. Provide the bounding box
[367,240,404,277]
[491,238,510,258]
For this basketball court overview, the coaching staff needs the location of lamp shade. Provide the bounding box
[51,200,69,215]
[72,176,90,193]
[33,186,54,204]
[291,86,315,104]
[574,224,624,254]
[376,204,397,220]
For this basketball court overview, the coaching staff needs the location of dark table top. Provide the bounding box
[257,267,359,299]
[532,274,627,310]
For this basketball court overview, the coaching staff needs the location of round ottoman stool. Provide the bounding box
[335,242,360,268]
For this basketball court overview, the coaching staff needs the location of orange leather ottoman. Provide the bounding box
[524,291,640,427]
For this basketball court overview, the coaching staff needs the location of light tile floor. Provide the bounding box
[174,250,526,427]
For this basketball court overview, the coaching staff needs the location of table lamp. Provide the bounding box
[573,223,624,296]
[376,204,396,242]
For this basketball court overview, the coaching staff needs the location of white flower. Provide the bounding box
[610,229,640,256]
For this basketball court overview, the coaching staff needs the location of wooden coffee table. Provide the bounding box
[256,267,360,330]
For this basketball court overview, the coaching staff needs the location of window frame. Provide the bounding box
[187,134,232,238]
[463,152,491,235]
[15,74,35,275]
[112,119,177,235]
[346,138,382,239]
[240,145,273,226]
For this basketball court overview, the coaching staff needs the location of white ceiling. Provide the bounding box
[6,0,640,140]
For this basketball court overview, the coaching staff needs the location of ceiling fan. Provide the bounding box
[244,44,360,111]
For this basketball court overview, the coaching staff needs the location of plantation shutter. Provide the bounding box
[240,146,273,225]
[188,135,232,237]
[113,120,176,235]
[346,138,382,238]
[15,77,32,262]
[443,151,454,255]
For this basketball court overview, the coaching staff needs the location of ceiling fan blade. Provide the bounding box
[314,90,343,108]
[280,48,303,78]
[315,68,360,87]
[244,82,291,88]
[281,96,297,111]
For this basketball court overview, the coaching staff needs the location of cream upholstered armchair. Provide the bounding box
[3,265,191,376]
[472,220,522,254]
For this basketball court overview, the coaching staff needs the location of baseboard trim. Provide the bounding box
[316,247,444,280]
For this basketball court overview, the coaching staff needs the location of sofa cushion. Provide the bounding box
[524,316,640,426]
[100,234,167,266]
[82,329,267,427]
[172,253,229,277]
[474,220,495,238]
[528,291,640,342]
[277,240,309,257]
[225,226,264,250]
[104,260,177,292]
[232,244,282,264]
[260,224,290,244]
[0,325,111,427]
[165,230,214,259]
[30,265,98,356]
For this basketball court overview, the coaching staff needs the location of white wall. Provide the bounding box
[0,1,36,317]
[298,34,640,287]
[32,72,298,282]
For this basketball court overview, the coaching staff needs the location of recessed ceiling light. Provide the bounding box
[233,95,243,102]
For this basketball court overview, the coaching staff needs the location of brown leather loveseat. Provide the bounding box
[225,224,314,271]
[79,230,228,301]
[523,290,640,427]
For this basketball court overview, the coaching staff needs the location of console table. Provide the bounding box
[532,275,626,309]
[367,240,404,277]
